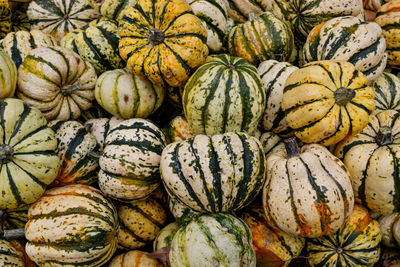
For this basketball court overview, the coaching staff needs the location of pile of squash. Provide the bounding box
[0,0,400,265]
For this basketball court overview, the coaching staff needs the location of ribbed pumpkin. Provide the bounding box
[95,68,165,119]
[373,72,400,113]
[99,118,166,201]
[282,60,376,146]
[168,197,200,224]
[307,204,382,267]
[0,98,60,211]
[334,109,400,215]
[163,115,193,144]
[263,138,354,238]
[84,117,123,149]
[117,197,167,250]
[10,10,30,32]
[258,59,298,136]
[303,16,387,84]
[183,54,265,136]
[27,0,100,41]
[153,222,180,252]
[118,0,209,88]
[17,46,97,121]
[61,18,124,74]
[160,132,265,213]
[88,0,136,20]
[379,213,400,247]
[170,213,256,266]
[25,184,118,267]
[260,132,285,160]
[0,239,25,266]
[0,0,11,38]
[109,250,163,267]
[3,207,28,229]
[0,50,16,99]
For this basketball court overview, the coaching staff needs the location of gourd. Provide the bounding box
[10,10,30,31]
[3,207,28,229]
[17,46,98,121]
[225,0,271,22]
[259,132,284,160]
[373,72,400,113]
[0,239,25,266]
[84,117,123,149]
[379,248,400,267]
[378,213,400,247]
[78,102,111,123]
[364,0,390,11]
[109,250,163,267]
[153,222,180,252]
[0,0,11,38]
[168,197,200,224]
[0,50,16,99]
[88,0,136,20]
[118,0,209,88]
[163,115,193,144]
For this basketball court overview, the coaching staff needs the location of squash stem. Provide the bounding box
[284,137,300,158]
[147,29,164,46]
[0,144,14,163]
[88,150,102,159]
[376,126,393,146]
[147,245,171,265]
[335,87,355,105]
[61,79,81,95]
[3,228,25,239]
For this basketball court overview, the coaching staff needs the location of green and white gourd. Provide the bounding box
[0,239,25,266]
[3,207,28,229]
[259,132,284,160]
[153,222,180,251]
[0,50,16,99]
[88,0,136,21]
[84,117,124,149]
[11,11,31,32]
[168,197,200,224]
[373,72,400,113]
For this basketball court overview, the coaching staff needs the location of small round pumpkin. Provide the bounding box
[109,250,163,267]
[163,115,193,144]
[0,50,16,99]
[373,72,400,113]
[84,117,124,150]
[378,212,400,247]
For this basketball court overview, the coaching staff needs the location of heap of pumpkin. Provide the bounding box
[0,0,399,265]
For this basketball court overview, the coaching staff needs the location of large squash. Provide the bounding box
[379,213,400,247]
[373,72,400,113]
[0,50,16,99]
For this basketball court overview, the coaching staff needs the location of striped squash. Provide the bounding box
[0,0,11,38]
[27,0,100,41]
[258,59,298,136]
[2,30,56,68]
[61,18,124,74]
[110,250,163,267]
[78,102,111,123]
[25,184,118,267]
[0,50,16,99]
[0,98,60,211]
[282,60,376,146]
[0,239,25,266]
[263,138,354,238]
[84,117,123,149]
[373,72,400,113]
[379,213,400,247]
[10,10,30,32]
[95,68,165,119]
[168,197,200,224]
[307,204,382,267]
[153,222,180,252]
[183,54,265,136]
[228,12,294,65]
[88,0,136,20]
[160,132,266,213]
[99,118,166,201]
[17,46,98,121]
[163,115,193,144]
[334,110,400,215]
[260,132,284,160]
[48,120,99,187]
[170,213,256,266]
[303,16,387,84]
[118,0,209,88]
[117,197,167,250]
[3,207,28,229]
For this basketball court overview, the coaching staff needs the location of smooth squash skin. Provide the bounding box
[379,213,400,248]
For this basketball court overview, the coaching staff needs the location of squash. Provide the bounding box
[165,86,183,110]
[225,0,271,22]
[0,50,16,99]
[25,184,118,267]
[110,250,163,267]
[170,213,256,266]
[364,0,389,11]
[118,0,209,88]
[160,132,265,213]
[307,204,382,267]
[168,197,200,224]
[88,0,136,21]
[228,12,294,65]
[282,60,376,146]
[378,213,400,247]
[163,115,193,144]
[10,10,30,32]
[153,222,180,253]
[258,59,298,136]
[117,197,167,250]
[0,98,60,211]
[263,137,354,238]
[334,109,400,215]
[303,16,387,84]
[27,0,99,41]
[379,247,400,267]
[17,46,98,121]
[0,0,11,38]
[99,118,166,201]
[95,68,165,119]
[84,117,123,149]
[183,54,265,136]
[0,239,25,266]
[260,132,284,160]
[3,207,28,229]
[2,29,57,68]
[78,102,111,123]
[373,72,400,113]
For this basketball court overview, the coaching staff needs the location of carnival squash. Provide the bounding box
[0,50,16,99]
[109,250,163,267]
[373,72,400,113]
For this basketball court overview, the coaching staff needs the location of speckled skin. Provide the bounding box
[0,239,25,266]
[163,115,193,144]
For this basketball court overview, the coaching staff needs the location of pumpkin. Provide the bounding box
[153,222,180,253]
[95,68,165,119]
[118,0,209,88]
[228,12,294,65]
[0,239,25,266]
[263,138,354,238]
[84,116,123,149]
[307,204,382,267]
[117,197,167,250]
[258,59,298,136]
[168,197,200,224]
[373,72,400,113]
[303,16,387,84]
[10,10,30,32]
[25,184,118,267]
[170,213,256,266]
[378,213,400,247]
[0,50,16,99]
[260,132,284,160]
[163,115,193,144]
[61,18,124,74]
[78,102,111,123]
[17,46,98,121]
[2,29,57,68]
[183,54,265,136]
[0,98,60,211]
[0,0,11,38]
[282,60,376,146]
[27,0,99,41]
[88,0,136,20]
[3,207,28,229]
[334,109,400,215]
[109,250,163,267]
[99,118,166,201]
[160,132,266,213]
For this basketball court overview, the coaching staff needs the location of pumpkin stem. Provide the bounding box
[88,150,102,159]
[0,144,14,163]
[147,245,171,264]
[284,137,300,158]
[376,126,393,146]
[61,79,81,95]
[147,29,164,46]
[248,13,256,21]
[0,210,25,239]
[334,87,355,105]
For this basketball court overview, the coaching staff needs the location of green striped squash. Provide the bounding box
[307,204,382,267]
[25,184,118,267]
[0,50,16,99]
[153,222,180,252]
[258,59,298,136]
[0,239,25,266]
[379,213,400,247]
[88,0,136,20]
[27,0,100,41]
[373,72,400,113]
[259,131,284,162]
[99,118,166,201]
[95,68,165,119]
[84,117,123,149]
[78,102,111,123]
[334,109,400,215]
[168,197,200,224]
[11,10,30,32]
[3,207,28,229]
[183,54,265,136]
[0,98,60,211]
[228,12,294,65]
[17,46,98,121]
[2,29,57,68]
[61,18,124,74]
[163,115,193,144]
[109,250,163,267]
[170,213,256,266]
[160,132,266,213]
[303,16,387,84]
